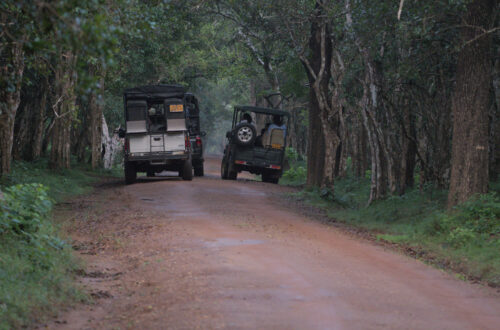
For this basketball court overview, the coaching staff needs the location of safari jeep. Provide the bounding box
[119,85,195,184]
[184,92,206,176]
[221,106,289,184]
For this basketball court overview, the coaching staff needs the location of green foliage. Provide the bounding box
[1,159,98,202]
[0,184,81,328]
[280,148,307,186]
[0,159,115,328]
[282,165,307,185]
[428,193,500,248]
[0,184,53,240]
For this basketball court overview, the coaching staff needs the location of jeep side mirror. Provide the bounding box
[200,131,207,137]
[117,128,126,138]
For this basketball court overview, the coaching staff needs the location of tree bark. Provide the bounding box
[49,52,77,170]
[90,72,104,169]
[490,44,500,180]
[0,42,24,175]
[304,7,338,191]
[447,0,495,207]
[32,77,48,160]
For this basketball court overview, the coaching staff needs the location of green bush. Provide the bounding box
[430,193,500,242]
[0,184,78,328]
[282,165,307,181]
[1,184,52,238]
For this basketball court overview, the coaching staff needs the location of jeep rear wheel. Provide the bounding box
[233,123,256,146]
[124,162,137,184]
[182,159,193,181]
[221,158,229,179]
[227,162,237,180]
[262,172,279,184]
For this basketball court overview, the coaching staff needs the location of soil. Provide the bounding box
[47,156,500,329]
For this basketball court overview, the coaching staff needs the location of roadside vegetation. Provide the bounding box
[0,159,117,328]
[1,0,498,326]
[283,156,500,287]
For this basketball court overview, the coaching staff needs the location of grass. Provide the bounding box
[0,158,120,329]
[283,163,500,287]
[1,158,121,202]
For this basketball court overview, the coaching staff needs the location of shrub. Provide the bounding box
[0,184,76,328]
[1,184,53,238]
[282,165,307,181]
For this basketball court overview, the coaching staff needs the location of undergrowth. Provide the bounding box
[283,160,500,286]
[0,159,117,328]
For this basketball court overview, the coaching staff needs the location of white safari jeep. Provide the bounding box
[118,85,194,184]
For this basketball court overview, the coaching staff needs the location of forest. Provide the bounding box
[0,0,499,327]
[1,0,499,205]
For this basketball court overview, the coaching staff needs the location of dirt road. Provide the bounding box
[52,157,500,329]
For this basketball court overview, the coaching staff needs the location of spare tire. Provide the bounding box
[233,123,256,146]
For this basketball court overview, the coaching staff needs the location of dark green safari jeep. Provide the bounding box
[221,106,289,184]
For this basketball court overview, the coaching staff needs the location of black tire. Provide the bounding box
[124,162,137,184]
[262,172,279,184]
[182,158,193,181]
[146,170,155,177]
[233,123,256,146]
[194,164,204,177]
[227,162,237,180]
[221,158,229,179]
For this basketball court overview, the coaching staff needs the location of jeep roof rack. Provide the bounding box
[124,84,186,99]
[235,105,290,117]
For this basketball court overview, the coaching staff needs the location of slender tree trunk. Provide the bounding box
[304,6,329,188]
[0,42,24,175]
[490,45,500,180]
[448,0,495,207]
[90,73,104,169]
[50,52,77,170]
[32,78,48,160]
[306,85,325,187]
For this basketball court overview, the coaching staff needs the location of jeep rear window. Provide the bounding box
[126,100,147,121]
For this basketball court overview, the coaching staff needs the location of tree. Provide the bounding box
[448,0,497,207]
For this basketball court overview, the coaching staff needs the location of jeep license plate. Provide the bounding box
[271,143,282,149]
[169,104,184,112]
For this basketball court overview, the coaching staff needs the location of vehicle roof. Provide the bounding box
[124,84,186,99]
[235,105,290,117]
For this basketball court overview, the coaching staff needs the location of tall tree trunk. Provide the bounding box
[101,115,122,169]
[90,73,104,169]
[32,77,48,160]
[306,85,325,187]
[490,44,500,180]
[307,14,338,191]
[447,0,495,207]
[0,42,24,176]
[50,52,77,170]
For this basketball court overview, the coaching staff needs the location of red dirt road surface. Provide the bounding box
[51,157,500,329]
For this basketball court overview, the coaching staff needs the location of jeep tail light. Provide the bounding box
[196,136,202,147]
[124,139,129,153]
[185,134,191,150]
[269,165,281,169]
